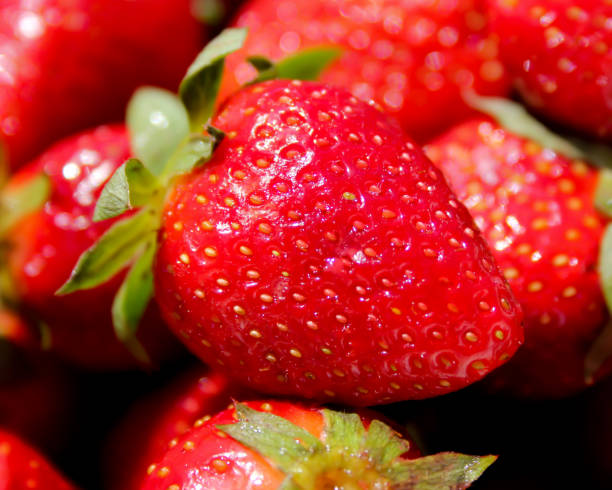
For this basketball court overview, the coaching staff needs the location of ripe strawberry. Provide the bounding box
[488,0,612,140]
[153,78,523,405]
[0,0,204,169]
[106,368,245,490]
[64,30,523,404]
[425,114,609,397]
[2,124,178,369]
[0,430,74,489]
[0,310,73,452]
[221,0,511,141]
[141,400,495,489]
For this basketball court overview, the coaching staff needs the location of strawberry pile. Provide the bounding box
[0,1,610,489]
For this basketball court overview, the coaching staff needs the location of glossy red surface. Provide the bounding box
[489,0,612,140]
[155,80,523,406]
[426,118,608,397]
[0,0,204,169]
[6,125,177,369]
[221,0,510,142]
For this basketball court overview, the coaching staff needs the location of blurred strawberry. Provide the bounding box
[106,368,245,490]
[0,429,74,489]
[488,0,612,140]
[425,96,611,397]
[0,0,204,169]
[220,0,510,141]
[2,124,180,369]
[0,309,73,452]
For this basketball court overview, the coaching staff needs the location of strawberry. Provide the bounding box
[1,124,179,369]
[106,368,245,490]
[0,0,204,169]
[488,0,612,140]
[220,0,511,141]
[0,430,74,489]
[0,310,73,452]
[141,400,495,489]
[63,30,523,405]
[424,96,612,397]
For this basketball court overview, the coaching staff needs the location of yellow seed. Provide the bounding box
[343,191,357,200]
[296,239,308,250]
[239,245,253,256]
[364,247,377,257]
[478,301,490,311]
[246,270,260,279]
[194,289,205,299]
[324,390,335,397]
[413,383,424,391]
[233,305,246,315]
[179,253,190,264]
[260,294,273,303]
[494,330,505,340]
[258,223,272,234]
[196,194,208,204]
[333,369,345,377]
[157,467,170,478]
[390,382,400,390]
[277,323,288,331]
[553,254,569,267]
[391,307,402,315]
[265,354,277,362]
[527,281,543,292]
[562,286,577,298]
[321,347,332,355]
[249,330,262,338]
[504,268,519,280]
[471,361,486,370]
[532,218,548,230]
[183,441,195,451]
[465,332,478,342]
[201,221,214,231]
[256,158,270,168]
[382,209,396,219]
[173,222,183,231]
[250,195,264,205]
[540,313,552,325]
[447,303,459,313]
[216,278,229,287]
[204,247,217,257]
[336,314,348,323]
[290,348,302,358]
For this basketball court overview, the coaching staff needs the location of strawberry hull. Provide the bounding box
[154,80,523,406]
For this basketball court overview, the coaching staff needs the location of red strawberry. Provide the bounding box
[2,124,178,369]
[425,114,610,397]
[106,368,245,490]
[152,78,522,405]
[221,0,511,141]
[64,31,522,404]
[0,430,74,490]
[0,0,204,169]
[0,310,73,452]
[488,0,612,140]
[141,400,494,489]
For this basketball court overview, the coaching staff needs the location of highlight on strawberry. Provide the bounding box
[58,28,523,405]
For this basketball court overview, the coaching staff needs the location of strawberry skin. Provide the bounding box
[6,125,178,369]
[221,0,510,141]
[106,369,245,490]
[154,79,523,405]
[425,118,608,397]
[488,0,612,140]
[0,430,74,490]
[0,0,203,169]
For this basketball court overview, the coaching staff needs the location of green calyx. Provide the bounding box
[54,28,344,362]
[218,403,495,490]
[464,92,612,384]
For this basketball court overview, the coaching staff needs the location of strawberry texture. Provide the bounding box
[6,125,178,369]
[0,0,204,169]
[488,0,612,140]
[426,117,609,397]
[221,0,511,141]
[154,79,523,406]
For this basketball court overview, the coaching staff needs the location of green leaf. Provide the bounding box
[93,159,160,222]
[179,28,248,132]
[191,0,226,25]
[463,92,585,160]
[56,209,156,295]
[217,403,324,474]
[599,223,612,313]
[594,170,612,218]
[569,137,612,170]
[250,47,342,85]
[163,135,216,178]
[322,409,365,454]
[126,87,190,176]
[112,236,156,347]
[276,47,342,81]
[388,453,497,489]
[365,420,412,467]
[0,173,51,234]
